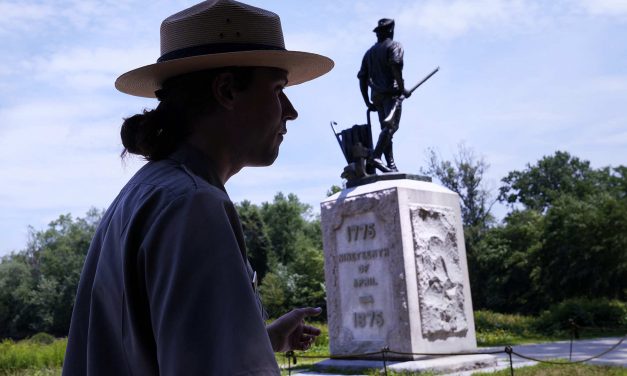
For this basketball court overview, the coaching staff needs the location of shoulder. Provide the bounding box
[126,158,227,202]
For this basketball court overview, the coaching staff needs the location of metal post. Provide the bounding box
[505,346,514,376]
[382,346,389,375]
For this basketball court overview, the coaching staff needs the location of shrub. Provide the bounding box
[474,310,535,335]
[0,338,66,370]
[535,298,627,333]
[27,333,55,345]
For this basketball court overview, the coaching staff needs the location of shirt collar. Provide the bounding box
[168,143,226,193]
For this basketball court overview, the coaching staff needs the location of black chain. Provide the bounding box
[282,334,626,375]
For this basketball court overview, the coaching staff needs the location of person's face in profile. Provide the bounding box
[231,68,298,167]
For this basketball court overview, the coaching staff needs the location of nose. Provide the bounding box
[281,92,298,121]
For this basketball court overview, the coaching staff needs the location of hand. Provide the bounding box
[266,307,322,352]
[366,102,377,112]
[402,88,412,98]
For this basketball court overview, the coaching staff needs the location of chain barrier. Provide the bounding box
[281,333,627,375]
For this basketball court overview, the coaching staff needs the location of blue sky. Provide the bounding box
[1,0,626,256]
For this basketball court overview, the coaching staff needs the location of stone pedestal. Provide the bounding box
[321,179,477,359]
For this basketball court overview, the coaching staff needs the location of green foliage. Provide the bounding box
[237,200,273,280]
[239,192,326,318]
[326,184,342,197]
[260,192,312,265]
[0,338,65,371]
[421,144,494,229]
[0,259,37,340]
[474,310,548,346]
[259,271,288,319]
[26,334,54,346]
[0,209,102,339]
[499,151,608,212]
[471,150,627,313]
[0,369,61,376]
[471,209,545,313]
[538,193,627,302]
[536,298,627,333]
[474,362,627,376]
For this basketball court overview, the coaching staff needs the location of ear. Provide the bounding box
[212,72,237,110]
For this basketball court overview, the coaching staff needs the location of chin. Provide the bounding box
[249,152,280,167]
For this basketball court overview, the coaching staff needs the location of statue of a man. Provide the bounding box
[358,18,411,172]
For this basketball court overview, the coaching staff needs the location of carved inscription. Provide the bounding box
[354,311,384,328]
[337,248,390,263]
[336,217,391,337]
[347,223,376,242]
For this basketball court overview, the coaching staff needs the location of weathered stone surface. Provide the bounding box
[311,354,497,374]
[389,354,498,373]
[410,205,468,341]
[321,179,477,359]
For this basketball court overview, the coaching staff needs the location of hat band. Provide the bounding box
[157,43,286,63]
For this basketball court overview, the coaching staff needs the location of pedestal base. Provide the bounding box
[312,354,498,374]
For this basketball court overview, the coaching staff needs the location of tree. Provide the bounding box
[537,192,627,303]
[0,209,102,339]
[471,209,545,313]
[421,144,495,229]
[326,184,342,197]
[236,200,273,281]
[260,192,313,265]
[499,151,605,212]
[0,258,37,338]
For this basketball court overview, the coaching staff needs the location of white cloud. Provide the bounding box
[0,0,156,36]
[27,46,156,91]
[588,75,627,92]
[398,0,538,39]
[578,0,627,17]
[0,2,54,33]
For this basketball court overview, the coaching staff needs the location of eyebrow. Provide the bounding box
[270,68,289,86]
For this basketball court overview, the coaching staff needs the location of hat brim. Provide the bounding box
[115,50,334,98]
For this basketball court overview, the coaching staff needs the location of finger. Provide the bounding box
[302,325,321,336]
[296,307,322,318]
[300,333,315,342]
[299,339,313,351]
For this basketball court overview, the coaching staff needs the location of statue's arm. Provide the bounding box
[359,77,374,110]
[391,64,410,98]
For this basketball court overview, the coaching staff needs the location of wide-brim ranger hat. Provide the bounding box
[115,0,334,98]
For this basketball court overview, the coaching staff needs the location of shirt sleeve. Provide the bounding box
[357,52,369,79]
[140,189,279,376]
[388,41,404,66]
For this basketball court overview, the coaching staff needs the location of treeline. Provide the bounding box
[0,194,326,339]
[0,210,102,339]
[0,149,625,339]
[424,148,627,314]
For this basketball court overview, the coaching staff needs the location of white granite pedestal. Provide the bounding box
[321,179,477,360]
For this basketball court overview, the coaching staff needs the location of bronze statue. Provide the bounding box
[358,18,409,172]
[331,18,438,185]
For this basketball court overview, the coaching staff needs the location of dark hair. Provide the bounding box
[120,67,255,161]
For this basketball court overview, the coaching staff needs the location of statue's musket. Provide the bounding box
[330,121,350,163]
[408,66,440,96]
[384,66,440,124]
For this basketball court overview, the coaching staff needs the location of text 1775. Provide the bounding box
[347,223,376,242]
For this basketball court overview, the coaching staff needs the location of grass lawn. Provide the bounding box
[474,363,627,376]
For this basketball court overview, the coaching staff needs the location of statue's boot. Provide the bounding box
[384,141,398,172]
[369,157,392,173]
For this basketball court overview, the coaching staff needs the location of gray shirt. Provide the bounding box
[357,38,404,95]
[63,145,279,375]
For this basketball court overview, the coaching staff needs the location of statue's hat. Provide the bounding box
[373,18,395,32]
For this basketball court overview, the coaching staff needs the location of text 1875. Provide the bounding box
[353,311,384,328]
